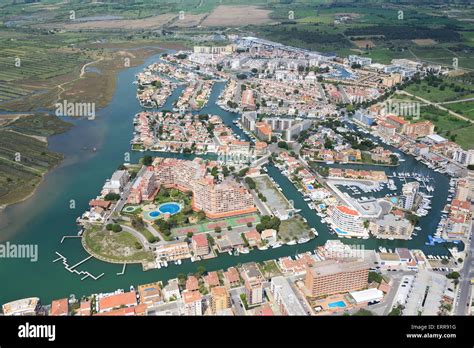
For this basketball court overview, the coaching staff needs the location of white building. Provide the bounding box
[270,276,307,315]
[328,205,369,238]
[402,182,419,210]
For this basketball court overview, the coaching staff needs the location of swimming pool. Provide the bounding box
[328,300,346,309]
[159,202,181,215]
[307,184,314,190]
[149,211,160,218]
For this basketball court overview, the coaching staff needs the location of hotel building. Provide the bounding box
[152,157,257,219]
[328,205,368,238]
[305,260,370,297]
[369,214,414,240]
[402,181,419,210]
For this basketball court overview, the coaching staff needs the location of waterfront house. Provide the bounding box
[50,298,68,316]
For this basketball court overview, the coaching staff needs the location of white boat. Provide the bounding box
[240,247,250,254]
[298,237,310,244]
[271,242,283,249]
[286,240,297,246]
[130,285,135,292]
[258,245,269,250]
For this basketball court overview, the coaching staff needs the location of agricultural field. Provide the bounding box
[200,5,274,27]
[0,114,71,207]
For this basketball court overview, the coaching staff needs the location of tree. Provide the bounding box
[112,224,122,233]
[186,232,194,238]
[245,177,256,190]
[197,266,206,276]
[142,155,153,166]
[104,193,120,201]
[214,226,222,233]
[368,271,383,284]
[277,141,289,149]
[446,271,460,280]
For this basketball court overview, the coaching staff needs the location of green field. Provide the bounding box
[0,115,71,206]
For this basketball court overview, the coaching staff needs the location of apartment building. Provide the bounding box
[305,260,369,297]
[211,286,230,314]
[182,291,202,316]
[155,242,191,262]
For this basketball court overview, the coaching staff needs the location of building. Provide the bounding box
[404,121,434,139]
[455,179,471,201]
[353,110,376,126]
[99,292,137,313]
[2,297,40,316]
[138,282,163,307]
[153,158,257,219]
[349,288,384,305]
[348,55,372,66]
[241,263,264,306]
[102,170,130,194]
[193,44,235,55]
[328,205,368,238]
[192,178,257,219]
[50,298,68,316]
[255,122,272,142]
[223,267,241,288]
[270,276,307,316]
[182,291,202,316]
[211,286,230,314]
[241,111,257,131]
[241,89,256,110]
[385,115,407,133]
[155,242,191,261]
[78,300,91,316]
[284,119,313,142]
[191,234,210,257]
[305,260,369,297]
[163,279,181,301]
[402,181,419,210]
[369,214,414,240]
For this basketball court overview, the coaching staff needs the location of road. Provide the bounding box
[455,222,473,315]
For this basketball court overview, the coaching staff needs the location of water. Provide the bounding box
[0,50,456,305]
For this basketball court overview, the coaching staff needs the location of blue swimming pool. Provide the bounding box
[328,301,346,308]
[307,184,314,190]
[149,211,160,218]
[159,202,181,215]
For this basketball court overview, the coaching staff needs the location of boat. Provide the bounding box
[271,242,283,249]
[298,237,310,244]
[258,245,269,250]
[240,247,250,254]
[130,285,135,292]
[286,240,297,246]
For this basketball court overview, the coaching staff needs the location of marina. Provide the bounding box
[0,49,460,305]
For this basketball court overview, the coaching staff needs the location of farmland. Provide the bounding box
[0,114,71,208]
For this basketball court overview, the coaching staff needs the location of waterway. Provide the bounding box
[0,50,456,305]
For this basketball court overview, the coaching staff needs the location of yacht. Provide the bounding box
[271,242,283,249]
[286,240,297,246]
[297,237,311,244]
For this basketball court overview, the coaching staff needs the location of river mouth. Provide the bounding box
[0,48,458,304]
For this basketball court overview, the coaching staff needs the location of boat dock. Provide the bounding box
[53,252,104,281]
[60,235,81,244]
[117,263,127,276]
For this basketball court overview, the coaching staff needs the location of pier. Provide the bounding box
[117,263,127,276]
[53,252,104,281]
[60,235,81,244]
